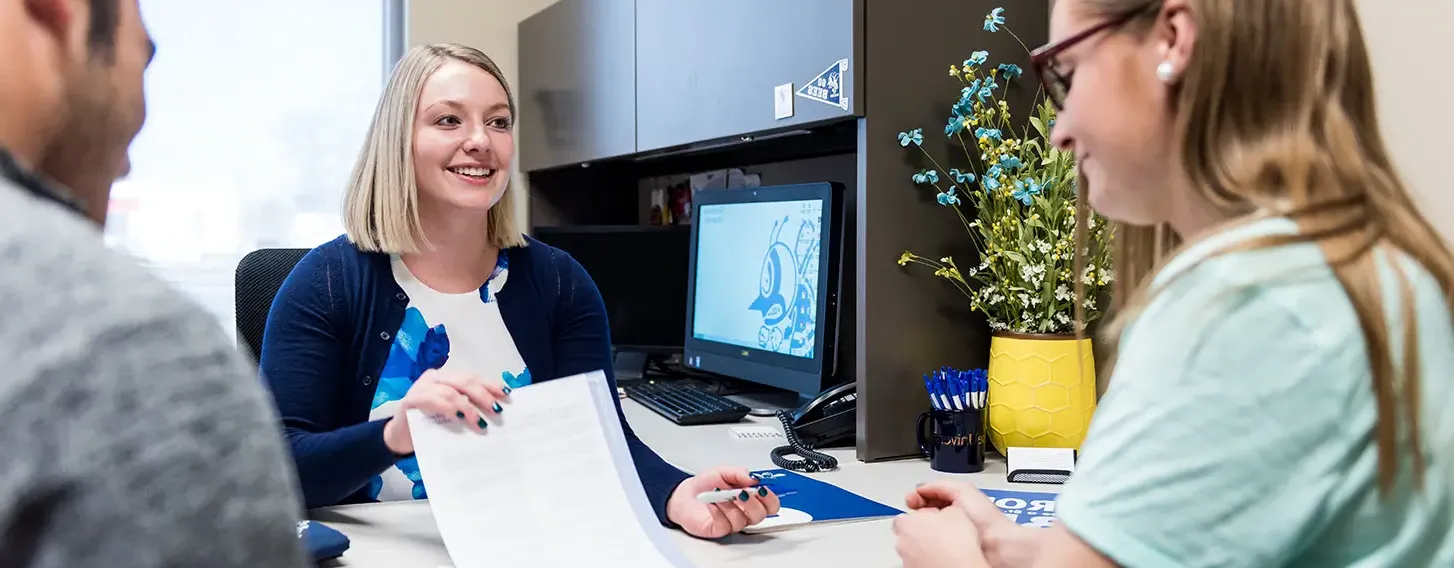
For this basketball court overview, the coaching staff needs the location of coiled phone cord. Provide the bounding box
[770,410,839,472]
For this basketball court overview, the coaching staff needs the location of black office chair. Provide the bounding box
[235,248,310,363]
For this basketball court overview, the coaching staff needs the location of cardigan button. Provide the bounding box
[380,331,391,340]
[362,375,373,386]
[396,292,408,301]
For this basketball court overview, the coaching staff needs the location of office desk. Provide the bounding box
[312,399,1059,567]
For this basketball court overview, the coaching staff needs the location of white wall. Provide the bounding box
[407,0,561,230]
[1356,1,1453,242]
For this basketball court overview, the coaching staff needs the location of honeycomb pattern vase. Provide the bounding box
[987,333,1097,454]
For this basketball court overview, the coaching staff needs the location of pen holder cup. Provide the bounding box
[916,409,986,474]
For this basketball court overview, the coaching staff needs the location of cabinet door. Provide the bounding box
[635,0,858,153]
[518,0,636,172]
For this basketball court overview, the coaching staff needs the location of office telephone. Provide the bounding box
[771,382,857,472]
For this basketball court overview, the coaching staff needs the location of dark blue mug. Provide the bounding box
[916,409,986,474]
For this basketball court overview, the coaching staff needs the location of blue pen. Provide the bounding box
[923,373,940,410]
[929,373,942,410]
[971,370,987,409]
[939,370,955,411]
[943,370,956,411]
[932,373,950,411]
[948,372,964,411]
[955,370,970,410]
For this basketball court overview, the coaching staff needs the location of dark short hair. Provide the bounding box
[87,0,119,60]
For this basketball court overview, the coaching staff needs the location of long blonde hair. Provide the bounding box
[343,43,526,253]
[1073,0,1454,493]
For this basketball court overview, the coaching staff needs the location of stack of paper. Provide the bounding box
[408,371,693,568]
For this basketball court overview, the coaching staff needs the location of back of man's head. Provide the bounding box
[0,0,153,225]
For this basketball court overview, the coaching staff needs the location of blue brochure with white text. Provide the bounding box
[743,469,903,533]
[980,488,1059,528]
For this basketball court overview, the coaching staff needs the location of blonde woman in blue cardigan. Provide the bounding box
[260,43,778,540]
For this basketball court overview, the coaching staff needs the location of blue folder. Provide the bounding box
[980,488,1059,528]
[743,469,903,533]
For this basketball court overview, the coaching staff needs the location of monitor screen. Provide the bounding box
[683,182,843,396]
[533,225,689,353]
[692,199,822,359]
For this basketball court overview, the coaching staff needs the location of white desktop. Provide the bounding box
[309,399,1060,568]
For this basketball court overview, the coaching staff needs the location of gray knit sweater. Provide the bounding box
[0,171,309,567]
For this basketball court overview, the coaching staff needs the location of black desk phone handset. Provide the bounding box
[771,382,857,472]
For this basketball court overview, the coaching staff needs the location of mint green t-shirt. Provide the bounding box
[1056,216,1454,567]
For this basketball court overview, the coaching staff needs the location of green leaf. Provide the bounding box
[1002,250,1027,264]
[1041,269,1055,304]
[1029,117,1048,140]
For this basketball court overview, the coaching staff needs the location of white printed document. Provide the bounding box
[408,371,694,568]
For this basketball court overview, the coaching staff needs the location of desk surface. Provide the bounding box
[313,398,1058,567]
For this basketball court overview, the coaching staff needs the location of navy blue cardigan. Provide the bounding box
[258,234,691,522]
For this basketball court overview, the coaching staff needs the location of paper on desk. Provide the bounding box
[407,371,694,568]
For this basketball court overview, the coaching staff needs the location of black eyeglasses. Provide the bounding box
[1030,9,1149,109]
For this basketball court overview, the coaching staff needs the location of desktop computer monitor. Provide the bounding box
[682,182,844,397]
[532,225,690,354]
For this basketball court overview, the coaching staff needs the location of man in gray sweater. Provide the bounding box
[0,1,309,566]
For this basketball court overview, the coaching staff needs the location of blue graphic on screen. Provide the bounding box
[693,199,822,358]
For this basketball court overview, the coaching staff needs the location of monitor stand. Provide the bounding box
[727,390,806,417]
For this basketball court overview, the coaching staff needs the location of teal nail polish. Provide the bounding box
[456,411,465,420]
[757,487,768,497]
[503,385,512,395]
[477,418,488,430]
[492,402,504,413]
[738,490,749,502]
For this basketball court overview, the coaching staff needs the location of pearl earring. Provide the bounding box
[1156,61,1175,82]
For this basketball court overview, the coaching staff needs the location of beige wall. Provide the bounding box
[407,0,562,230]
[1356,1,1453,242]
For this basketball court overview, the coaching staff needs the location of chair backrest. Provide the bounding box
[235,248,310,363]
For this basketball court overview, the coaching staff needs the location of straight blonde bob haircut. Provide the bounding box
[343,43,526,253]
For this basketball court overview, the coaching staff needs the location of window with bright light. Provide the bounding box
[106,0,402,338]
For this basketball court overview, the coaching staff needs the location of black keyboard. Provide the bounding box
[625,382,751,425]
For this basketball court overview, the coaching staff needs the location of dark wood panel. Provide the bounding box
[635,0,860,153]
[518,0,637,171]
[856,0,1051,461]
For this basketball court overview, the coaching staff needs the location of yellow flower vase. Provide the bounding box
[987,333,1097,453]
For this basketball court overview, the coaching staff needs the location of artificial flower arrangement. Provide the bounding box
[896,7,1114,335]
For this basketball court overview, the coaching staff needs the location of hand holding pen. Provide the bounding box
[670,467,781,538]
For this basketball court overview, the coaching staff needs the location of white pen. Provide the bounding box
[696,489,753,504]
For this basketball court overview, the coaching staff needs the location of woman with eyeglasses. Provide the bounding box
[891,1,1454,567]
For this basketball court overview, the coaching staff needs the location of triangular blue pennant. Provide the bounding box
[795,58,850,111]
